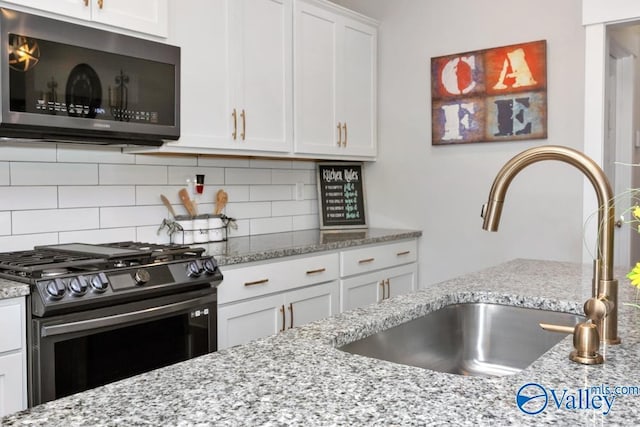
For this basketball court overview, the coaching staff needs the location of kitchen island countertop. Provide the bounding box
[0,278,29,300]
[3,258,640,426]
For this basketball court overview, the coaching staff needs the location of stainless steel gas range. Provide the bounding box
[0,242,222,407]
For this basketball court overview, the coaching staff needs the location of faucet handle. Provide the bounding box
[540,320,604,365]
[584,296,613,322]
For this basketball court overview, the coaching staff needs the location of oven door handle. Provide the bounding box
[40,294,214,337]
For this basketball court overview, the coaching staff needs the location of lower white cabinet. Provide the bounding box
[218,280,339,349]
[340,264,417,312]
[0,297,27,416]
[217,252,340,350]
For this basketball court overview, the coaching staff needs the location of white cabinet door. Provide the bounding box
[386,264,418,299]
[230,0,292,153]
[340,269,385,312]
[90,0,168,37]
[294,0,377,158]
[166,0,292,154]
[0,352,24,417]
[285,280,339,328]
[3,0,168,36]
[217,293,283,349]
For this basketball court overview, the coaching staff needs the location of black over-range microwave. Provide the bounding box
[0,8,180,146]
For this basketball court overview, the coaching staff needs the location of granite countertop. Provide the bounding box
[201,228,422,265]
[4,258,640,426]
[0,278,30,300]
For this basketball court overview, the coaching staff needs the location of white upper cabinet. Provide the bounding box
[293,0,377,158]
[166,0,292,154]
[1,0,169,37]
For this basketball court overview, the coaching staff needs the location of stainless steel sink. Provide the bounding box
[338,303,583,376]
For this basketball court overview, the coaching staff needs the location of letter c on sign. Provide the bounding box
[441,55,476,95]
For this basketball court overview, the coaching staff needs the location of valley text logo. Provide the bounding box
[515,382,638,416]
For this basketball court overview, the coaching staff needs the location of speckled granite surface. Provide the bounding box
[0,278,29,300]
[4,259,640,426]
[201,228,422,266]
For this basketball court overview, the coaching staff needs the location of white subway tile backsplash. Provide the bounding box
[11,162,98,186]
[59,186,135,208]
[272,169,314,185]
[13,208,99,234]
[198,157,249,168]
[249,185,292,201]
[59,228,137,244]
[100,205,168,228]
[225,168,271,185]
[168,166,224,185]
[272,200,313,217]
[0,150,318,251]
[0,233,59,252]
[249,159,292,169]
[226,202,271,219]
[0,163,9,185]
[0,212,10,235]
[0,187,58,210]
[100,164,168,185]
[57,145,135,164]
[250,216,293,235]
[136,154,197,166]
[0,142,57,161]
[293,214,319,231]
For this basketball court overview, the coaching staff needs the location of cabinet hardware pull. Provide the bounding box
[379,281,385,301]
[337,122,342,146]
[385,279,390,299]
[358,257,375,264]
[97,0,104,9]
[396,250,411,256]
[240,109,246,140]
[244,278,269,287]
[288,303,294,329]
[306,268,326,275]
[280,305,285,332]
[342,122,347,146]
[232,109,237,140]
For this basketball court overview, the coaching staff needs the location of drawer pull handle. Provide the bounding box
[279,305,285,332]
[396,251,411,256]
[306,268,326,275]
[288,303,294,329]
[358,258,375,264]
[379,281,385,301]
[244,278,269,287]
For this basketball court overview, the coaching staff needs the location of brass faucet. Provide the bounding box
[481,145,620,362]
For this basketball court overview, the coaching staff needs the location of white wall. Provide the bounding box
[0,142,318,251]
[335,0,587,284]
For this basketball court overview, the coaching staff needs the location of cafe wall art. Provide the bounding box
[431,40,547,145]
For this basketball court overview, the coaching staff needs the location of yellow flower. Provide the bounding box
[627,262,640,288]
[633,205,640,220]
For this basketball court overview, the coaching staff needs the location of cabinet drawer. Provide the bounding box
[0,300,23,354]
[340,239,417,277]
[218,253,339,304]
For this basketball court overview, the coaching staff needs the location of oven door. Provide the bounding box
[29,287,216,407]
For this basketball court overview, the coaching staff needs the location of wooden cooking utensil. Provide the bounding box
[214,189,228,215]
[178,188,197,216]
[160,194,177,218]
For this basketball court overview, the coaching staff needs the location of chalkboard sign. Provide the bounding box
[316,162,367,229]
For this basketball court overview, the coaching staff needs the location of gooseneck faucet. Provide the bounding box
[481,145,620,347]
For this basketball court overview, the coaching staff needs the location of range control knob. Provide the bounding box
[202,258,218,275]
[68,276,88,296]
[45,279,66,300]
[134,269,151,286]
[186,260,203,278]
[90,273,109,293]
